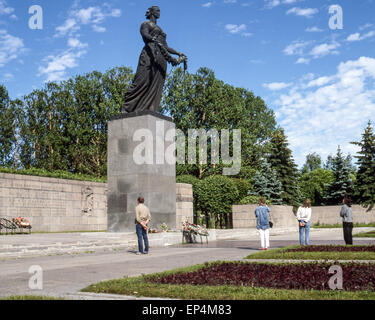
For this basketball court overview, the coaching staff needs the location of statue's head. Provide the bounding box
[145,6,160,19]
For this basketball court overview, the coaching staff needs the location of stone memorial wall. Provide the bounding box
[0,173,193,232]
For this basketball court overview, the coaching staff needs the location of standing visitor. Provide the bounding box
[135,197,151,254]
[255,198,271,250]
[296,199,312,246]
[340,196,353,245]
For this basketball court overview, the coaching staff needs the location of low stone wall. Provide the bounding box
[0,173,107,232]
[310,205,375,225]
[233,204,375,230]
[175,183,194,230]
[0,173,193,232]
[233,205,298,231]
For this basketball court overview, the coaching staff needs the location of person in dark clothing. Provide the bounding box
[340,196,353,245]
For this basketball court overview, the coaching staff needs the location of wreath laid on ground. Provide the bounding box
[12,217,31,228]
[182,221,209,236]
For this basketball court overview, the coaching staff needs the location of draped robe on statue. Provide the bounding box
[122,21,169,113]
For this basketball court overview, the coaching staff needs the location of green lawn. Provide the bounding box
[312,223,375,229]
[82,263,375,300]
[0,295,64,300]
[244,245,375,260]
[354,231,375,238]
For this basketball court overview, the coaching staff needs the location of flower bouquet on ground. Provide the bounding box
[12,217,31,228]
[148,228,162,234]
[182,221,209,237]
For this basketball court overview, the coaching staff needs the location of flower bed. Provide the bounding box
[286,245,375,253]
[147,262,375,291]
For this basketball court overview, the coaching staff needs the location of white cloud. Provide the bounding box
[202,2,213,8]
[55,18,80,37]
[305,26,323,32]
[346,30,375,42]
[92,25,106,33]
[55,5,122,37]
[225,24,247,34]
[296,57,310,64]
[263,82,293,91]
[67,38,88,49]
[286,7,318,18]
[283,40,312,56]
[38,39,88,82]
[264,0,299,9]
[0,0,13,15]
[306,76,334,88]
[0,29,25,67]
[284,40,340,61]
[309,42,340,59]
[359,23,373,31]
[273,56,375,166]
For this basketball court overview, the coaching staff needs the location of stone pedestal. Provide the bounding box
[107,111,176,232]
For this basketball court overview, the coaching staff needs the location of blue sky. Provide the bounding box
[1,0,375,167]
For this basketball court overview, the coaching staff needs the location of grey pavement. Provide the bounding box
[0,227,374,299]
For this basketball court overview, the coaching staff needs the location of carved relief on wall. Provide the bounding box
[81,186,94,216]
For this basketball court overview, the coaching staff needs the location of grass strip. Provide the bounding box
[0,295,64,300]
[81,262,375,300]
[312,223,375,229]
[353,231,375,238]
[245,245,375,260]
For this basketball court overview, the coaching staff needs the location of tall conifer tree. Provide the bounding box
[325,146,354,205]
[268,128,300,205]
[351,121,375,210]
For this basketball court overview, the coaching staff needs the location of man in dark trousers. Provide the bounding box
[135,197,151,254]
[340,196,353,245]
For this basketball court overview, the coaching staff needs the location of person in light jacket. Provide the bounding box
[340,196,353,245]
[296,199,312,246]
[255,198,271,250]
[135,196,151,254]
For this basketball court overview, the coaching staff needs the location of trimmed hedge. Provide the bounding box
[0,167,107,183]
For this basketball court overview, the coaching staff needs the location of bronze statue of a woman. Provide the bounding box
[122,6,187,114]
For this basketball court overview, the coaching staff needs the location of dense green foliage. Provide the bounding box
[0,166,106,183]
[161,67,277,178]
[325,146,355,205]
[301,153,322,174]
[268,129,301,206]
[239,195,272,205]
[0,67,133,177]
[299,168,334,206]
[250,160,282,204]
[195,175,239,228]
[351,121,375,211]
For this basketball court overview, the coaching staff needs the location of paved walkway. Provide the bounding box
[0,227,374,299]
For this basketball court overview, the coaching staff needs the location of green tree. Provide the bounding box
[301,152,322,174]
[195,175,239,229]
[161,67,277,178]
[249,160,283,204]
[298,168,334,206]
[0,85,19,167]
[231,178,253,203]
[351,121,375,210]
[267,128,301,205]
[19,66,133,177]
[325,146,355,205]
